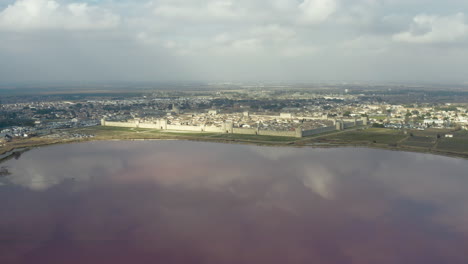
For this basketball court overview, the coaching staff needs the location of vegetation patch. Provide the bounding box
[402,135,436,148]
[436,137,468,153]
[323,128,407,145]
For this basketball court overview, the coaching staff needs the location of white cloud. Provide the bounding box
[213,33,231,44]
[138,23,307,57]
[393,13,468,44]
[7,154,126,191]
[137,31,160,45]
[272,0,297,10]
[153,0,242,21]
[340,35,389,54]
[298,0,337,24]
[0,0,120,31]
[230,38,262,52]
[250,24,296,42]
[1,0,468,82]
[281,45,317,57]
[302,165,336,200]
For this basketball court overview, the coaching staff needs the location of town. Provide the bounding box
[1,84,468,151]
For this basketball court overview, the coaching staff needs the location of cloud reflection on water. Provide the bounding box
[1,141,468,264]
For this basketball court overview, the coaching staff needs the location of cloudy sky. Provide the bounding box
[0,0,467,83]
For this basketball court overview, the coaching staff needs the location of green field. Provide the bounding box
[320,128,407,145]
[402,136,435,148]
[5,126,466,160]
[71,126,468,155]
[436,130,468,153]
[410,128,453,137]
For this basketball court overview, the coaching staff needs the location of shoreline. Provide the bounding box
[1,135,468,163]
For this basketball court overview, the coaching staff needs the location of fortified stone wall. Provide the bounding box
[298,116,330,121]
[139,123,160,129]
[223,122,234,134]
[343,122,356,129]
[233,128,257,135]
[104,121,137,128]
[258,130,297,137]
[204,126,224,133]
[167,124,203,132]
[101,116,369,138]
[302,126,336,137]
[249,114,283,119]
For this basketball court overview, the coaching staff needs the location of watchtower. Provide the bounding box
[223,121,233,133]
[295,127,303,138]
[362,116,369,126]
[336,121,344,131]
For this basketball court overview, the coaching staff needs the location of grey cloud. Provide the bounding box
[0,0,120,31]
[393,13,468,43]
[1,0,468,82]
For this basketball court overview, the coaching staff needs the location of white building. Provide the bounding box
[423,119,444,125]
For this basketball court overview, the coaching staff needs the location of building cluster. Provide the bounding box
[1,88,467,143]
[140,111,334,132]
[367,104,468,130]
